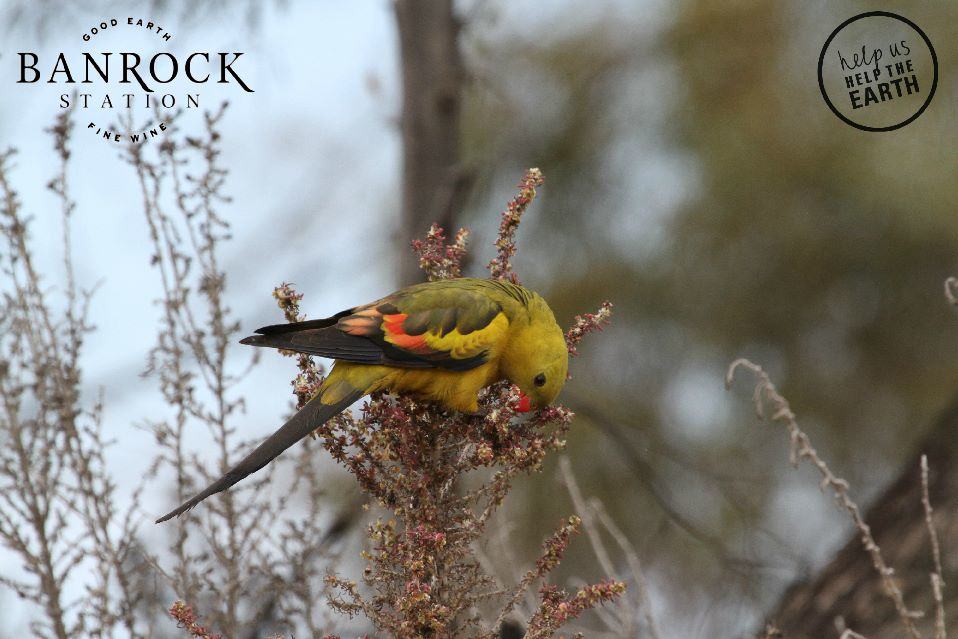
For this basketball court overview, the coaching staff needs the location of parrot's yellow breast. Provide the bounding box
[320,357,503,413]
[384,362,502,413]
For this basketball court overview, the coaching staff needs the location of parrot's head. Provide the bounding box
[502,301,569,411]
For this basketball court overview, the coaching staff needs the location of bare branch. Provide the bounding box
[558,456,660,639]
[920,455,946,639]
[726,358,923,639]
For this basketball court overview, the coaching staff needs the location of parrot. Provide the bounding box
[155,277,568,523]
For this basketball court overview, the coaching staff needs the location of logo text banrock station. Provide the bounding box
[818,11,938,132]
[16,18,254,144]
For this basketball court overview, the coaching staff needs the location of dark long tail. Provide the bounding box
[155,389,363,523]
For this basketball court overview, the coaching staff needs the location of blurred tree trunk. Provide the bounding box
[394,0,468,285]
[768,394,958,638]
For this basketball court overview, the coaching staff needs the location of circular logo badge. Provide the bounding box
[818,11,937,132]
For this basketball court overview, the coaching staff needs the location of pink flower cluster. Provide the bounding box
[272,282,325,409]
[487,167,545,283]
[168,601,222,639]
[565,300,613,357]
[412,223,470,281]
[525,580,627,638]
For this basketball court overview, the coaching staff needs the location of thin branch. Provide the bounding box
[726,358,923,639]
[558,456,661,639]
[920,455,946,639]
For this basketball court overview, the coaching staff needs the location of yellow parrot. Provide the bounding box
[156,277,568,522]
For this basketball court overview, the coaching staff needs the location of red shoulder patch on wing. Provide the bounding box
[382,313,432,354]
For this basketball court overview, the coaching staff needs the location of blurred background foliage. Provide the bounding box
[451,0,958,634]
[2,0,957,636]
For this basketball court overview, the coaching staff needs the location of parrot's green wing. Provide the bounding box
[242,279,517,371]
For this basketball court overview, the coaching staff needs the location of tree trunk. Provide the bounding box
[393,0,467,285]
[767,394,958,638]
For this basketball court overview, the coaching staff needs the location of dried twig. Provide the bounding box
[0,104,149,639]
[920,455,946,639]
[944,277,958,307]
[726,358,923,639]
[122,106,341,638]
[558,457,660,639]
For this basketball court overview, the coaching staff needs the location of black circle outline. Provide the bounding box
[817,11,938,132]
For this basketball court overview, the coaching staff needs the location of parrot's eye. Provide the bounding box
[534,373,547,387]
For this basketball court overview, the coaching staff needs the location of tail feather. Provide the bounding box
[239,331,384,363]
[253,311,353,335]
[155,389,363,523]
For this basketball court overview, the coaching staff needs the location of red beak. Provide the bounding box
[516,392,533,413]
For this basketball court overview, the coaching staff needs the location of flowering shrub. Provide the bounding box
[261,169,621,638]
